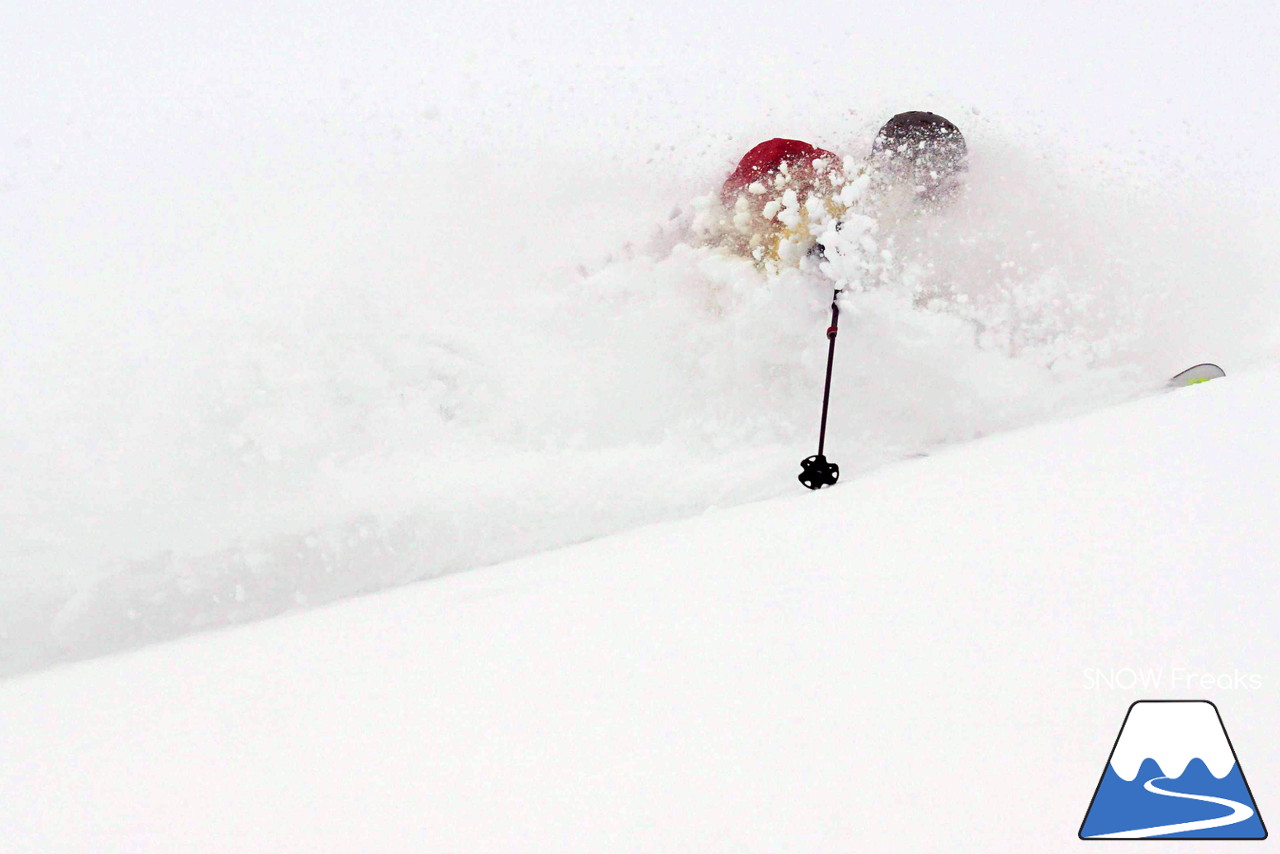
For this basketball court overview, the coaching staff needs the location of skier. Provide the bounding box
[867,111,967,208]
[715,138,845,267]
[719,138,842,207]
[713,112,967,266]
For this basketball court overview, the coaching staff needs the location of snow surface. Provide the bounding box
[2,369,1277,852]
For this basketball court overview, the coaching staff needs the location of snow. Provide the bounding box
[2,369,1277,852]
[4,136,1273,678]
[2,0,1279,847]
[4,0,1280,677]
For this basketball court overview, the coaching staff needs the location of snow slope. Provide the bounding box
[2,369,1276,852]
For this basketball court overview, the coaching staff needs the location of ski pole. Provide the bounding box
[798,288,842,489]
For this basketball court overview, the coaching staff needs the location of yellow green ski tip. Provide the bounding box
[1168,363,1226,388]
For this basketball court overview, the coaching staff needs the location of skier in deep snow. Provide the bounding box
[864,111,968,207]
[712,111,968,267]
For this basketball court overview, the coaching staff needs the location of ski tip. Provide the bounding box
[1167,363,1226,388]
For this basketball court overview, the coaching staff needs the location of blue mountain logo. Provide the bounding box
[1080,700,1266,839]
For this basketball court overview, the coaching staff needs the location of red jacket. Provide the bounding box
[721,138,839,204]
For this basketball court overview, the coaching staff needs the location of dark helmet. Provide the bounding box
[871,111,967,202]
